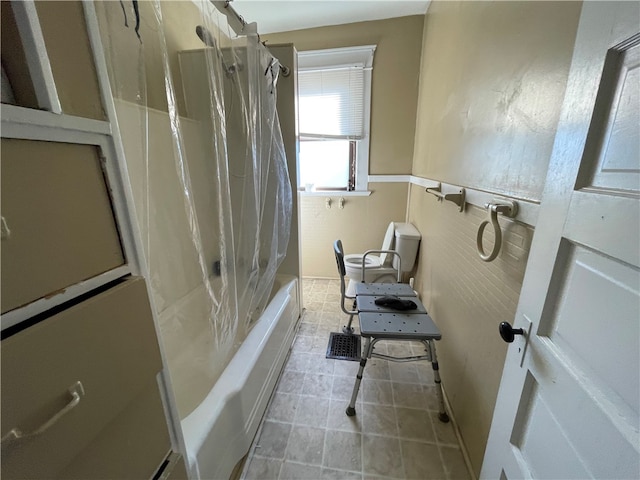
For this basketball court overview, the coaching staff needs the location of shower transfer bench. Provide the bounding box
[333,241,450,423]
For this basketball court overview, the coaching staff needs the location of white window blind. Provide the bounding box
[298,66,365,139]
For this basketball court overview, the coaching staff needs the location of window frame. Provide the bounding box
[297,45,375,193]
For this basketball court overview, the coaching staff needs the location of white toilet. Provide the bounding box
[344,222,421,295]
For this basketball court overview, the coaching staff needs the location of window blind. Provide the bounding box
[298,66,365,140]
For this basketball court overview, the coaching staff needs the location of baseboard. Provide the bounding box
[441,385,478,480]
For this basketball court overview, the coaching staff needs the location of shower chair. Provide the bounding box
[333,240,449,422]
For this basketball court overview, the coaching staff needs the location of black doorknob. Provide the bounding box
[499,322,525,343]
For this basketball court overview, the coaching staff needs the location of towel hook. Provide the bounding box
[476,200,518,262]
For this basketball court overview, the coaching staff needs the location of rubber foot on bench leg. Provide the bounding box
[346,406,356,417]
[438,412,450,423]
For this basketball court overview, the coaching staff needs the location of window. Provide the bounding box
[297,45,375,192]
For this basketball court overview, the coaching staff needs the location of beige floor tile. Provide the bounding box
[301,372,333,398]
[362,434,404,478]
[291,334,314,352]
[255,421,291,459]
[362,357,390,380]
[276,371,305,394]
[266,392,300,422]
[432,413,459,446]
[362,378,394,405]
[401,440,446,480]
[440,446,471,480]
[285,425,325,465]
[323,431,362,471]
[389,362,420,383]
[298,322,318,336]
[321,468,362,480]
[332,375,358,400]
[396,407,437,443]
[279,461,322,480]
[327,398,363,433]
[244,456,282,480]
[285,352,312,372]
[392,382,429,410]
[307,353,335,375]
[294,395,330,427]
[333,358,359,377]
[362,403,398,436]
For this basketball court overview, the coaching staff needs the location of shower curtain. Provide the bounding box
[95,0,292,417]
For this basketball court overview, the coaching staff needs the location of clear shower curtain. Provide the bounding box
[95,0,292,417]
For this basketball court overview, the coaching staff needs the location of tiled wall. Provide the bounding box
[299,183,409,278]
[407,184,533,472]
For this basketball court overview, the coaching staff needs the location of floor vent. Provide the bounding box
[326,332,361,361]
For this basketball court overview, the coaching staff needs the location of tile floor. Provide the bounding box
[242,278,471,480]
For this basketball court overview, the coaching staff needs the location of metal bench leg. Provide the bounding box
[427,339,450,423]
[345,336,373,416]
[342,300,357,334]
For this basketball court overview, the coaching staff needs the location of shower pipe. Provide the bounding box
[476,200,518,262]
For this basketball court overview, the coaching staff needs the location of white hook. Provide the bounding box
[325,198,332,209]
[338,197,345,209]
[476,200,518,262]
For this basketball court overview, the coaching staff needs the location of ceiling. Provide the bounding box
[231,1,431,35]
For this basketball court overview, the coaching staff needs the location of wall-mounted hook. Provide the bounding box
[338,197,345,209]
[426,185,465,212]
[476,200,518,262]
[325,198,332,209]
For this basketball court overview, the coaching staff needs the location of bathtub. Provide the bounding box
[181,274,300,479]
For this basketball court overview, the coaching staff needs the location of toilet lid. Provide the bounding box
[379,222,396,266]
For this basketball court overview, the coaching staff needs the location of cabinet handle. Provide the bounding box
[1,381,84,446]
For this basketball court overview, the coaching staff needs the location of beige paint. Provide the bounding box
[300,183,408,278]
[264,15,424,175]
[1,139,125,313]
[408,1,582,475]
[35,1,105,119]
[413,1,582,201]
[1,2,39,109]
[1,278,169,479]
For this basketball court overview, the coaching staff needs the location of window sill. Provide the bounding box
[298,190,372,197]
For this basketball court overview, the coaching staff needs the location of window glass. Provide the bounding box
[299,140,351,190]
[297,45,375,191]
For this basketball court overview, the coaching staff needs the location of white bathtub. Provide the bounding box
[181,275,300,479]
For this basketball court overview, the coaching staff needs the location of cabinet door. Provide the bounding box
[1,277,171,479]
[1,138,125,314]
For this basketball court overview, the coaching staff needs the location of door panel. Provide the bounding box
[482,3,640,479]
[586,42,639,192]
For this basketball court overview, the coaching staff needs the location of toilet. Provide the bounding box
[344,222,421,296]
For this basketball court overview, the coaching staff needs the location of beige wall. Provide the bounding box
[413,1,582,201]
[408,1,582,475]
[299,184,408,278]
[265,17,424,277]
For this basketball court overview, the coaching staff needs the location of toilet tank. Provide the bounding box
[393,223,421,272]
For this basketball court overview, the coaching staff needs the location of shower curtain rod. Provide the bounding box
[209,0,291,77]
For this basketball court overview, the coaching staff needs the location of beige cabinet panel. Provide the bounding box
[35,1,105,120]
[1,138,125,313]
[1,277,170,479]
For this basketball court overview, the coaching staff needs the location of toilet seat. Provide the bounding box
[344,253,382,269]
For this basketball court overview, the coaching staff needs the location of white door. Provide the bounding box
[482,3,640,479]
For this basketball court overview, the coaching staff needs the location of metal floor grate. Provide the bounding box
[326,332,361,361]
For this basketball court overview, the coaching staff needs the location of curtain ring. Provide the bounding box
[477,205,502,262]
